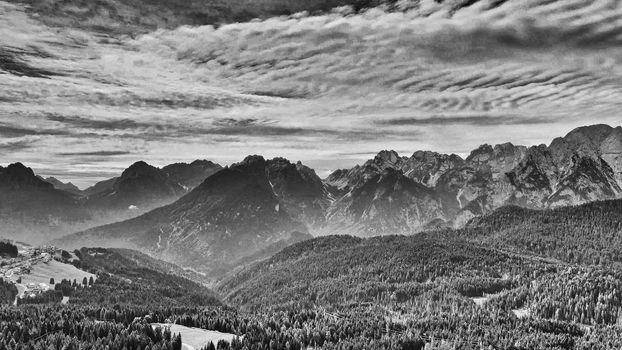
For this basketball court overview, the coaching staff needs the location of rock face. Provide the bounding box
[321,125,622,234]
[56,156,313,276]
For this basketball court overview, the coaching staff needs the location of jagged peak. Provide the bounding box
[410,150,464,163]
[233,155,267,169]
[371,150,405,169]
[465,144,493,162]
[268,157,293,167]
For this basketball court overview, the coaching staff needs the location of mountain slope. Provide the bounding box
[40,176,82,195]
[56,156,312,277]
[218,234,546,310]
[72,247,222,306]
[461,199,622,267]
[0,163,91,242]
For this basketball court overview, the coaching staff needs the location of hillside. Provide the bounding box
[219,234,547,310]
[70,247,221,306]
[461,199,622,267]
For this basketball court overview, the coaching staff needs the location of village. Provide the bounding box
[0,243,94,304]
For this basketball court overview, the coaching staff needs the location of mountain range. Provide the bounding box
[0,159,221,243]
[1,123,620,275]
[51,124,622,276]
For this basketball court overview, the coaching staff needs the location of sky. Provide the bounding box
[1,0,622,188]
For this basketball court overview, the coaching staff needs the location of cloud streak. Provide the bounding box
[375,115,553,126]
[1,0,622,185]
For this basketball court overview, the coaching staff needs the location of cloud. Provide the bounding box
[46,114,152,131]
[375,115,553,126]
[1,0,622,185]
[0,46,57,78]
[0,123,70,137]
[56,150,131,156]
[0,137,36,152]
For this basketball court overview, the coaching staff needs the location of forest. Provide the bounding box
[3,200,622,349]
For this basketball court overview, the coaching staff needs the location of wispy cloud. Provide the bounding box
[0,138,33,152]
[1,0,622,185]
[57,150,131,156]
[0,123,71,137]
[375,115,553,126]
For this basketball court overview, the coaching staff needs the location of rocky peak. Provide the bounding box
[402,150,464,186]
[235,155,267,170]
[373,150,404,169]
[466,144,494,165]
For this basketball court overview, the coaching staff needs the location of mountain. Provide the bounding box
[84,161,187,214]
[265,158,329,228]
[320,124,622,234]
[0,163,91,243]
[56,156,313,277]
[40,176,83,195]
[162,159,222,190]
[0,159,223,244]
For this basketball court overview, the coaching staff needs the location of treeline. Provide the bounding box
[0,305,183,350]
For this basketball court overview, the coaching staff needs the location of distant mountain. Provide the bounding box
[81,159,221,217]
[84,161,186,213]
[162,159,222,191]
[320,124,622,234]
[0,163,91,243]
[56,156,312,277]
[40,176,82,195]
[0,159,222,244]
